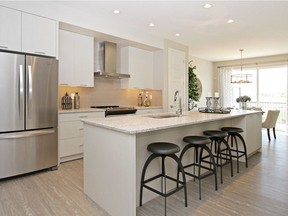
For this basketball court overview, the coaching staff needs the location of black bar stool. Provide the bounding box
[203,130,233,184]
[178,136,217,200]
[221,127,248,173]
[139,142,188,215]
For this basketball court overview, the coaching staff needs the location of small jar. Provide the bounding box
[74,92,80,109]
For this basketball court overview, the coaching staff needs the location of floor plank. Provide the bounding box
[0,131,288,216]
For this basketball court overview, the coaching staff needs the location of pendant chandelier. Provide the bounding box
[230,49,252,84]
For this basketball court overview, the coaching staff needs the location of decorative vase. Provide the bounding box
[239,102,247,110]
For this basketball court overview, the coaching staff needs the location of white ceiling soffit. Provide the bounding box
[56,1,288,62]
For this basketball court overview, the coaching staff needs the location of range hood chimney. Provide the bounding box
[94,41,130,79]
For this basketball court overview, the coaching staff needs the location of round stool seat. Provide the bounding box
[183,136,211,145]
[203,130,228,138]
[221,127,243,133]
[147,142,180,155]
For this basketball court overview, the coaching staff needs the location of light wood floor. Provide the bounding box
[1,132,288,216]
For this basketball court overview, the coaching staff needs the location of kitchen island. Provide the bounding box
[82,110,262,216]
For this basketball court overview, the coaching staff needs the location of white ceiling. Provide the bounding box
[56,0,288,62]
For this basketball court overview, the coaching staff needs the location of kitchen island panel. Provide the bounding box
[83,124,137,216]
[83,111,262,216]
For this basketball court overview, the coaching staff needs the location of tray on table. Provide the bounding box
[198,107,231,114]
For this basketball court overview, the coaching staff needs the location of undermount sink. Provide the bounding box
[146,113,180,119]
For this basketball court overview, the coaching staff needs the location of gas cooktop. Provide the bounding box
[90,105,137,117]
[90,105,119,109]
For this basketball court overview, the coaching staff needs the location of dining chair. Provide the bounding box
[262,110,280,141]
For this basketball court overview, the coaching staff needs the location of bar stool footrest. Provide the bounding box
[143,174,185,198]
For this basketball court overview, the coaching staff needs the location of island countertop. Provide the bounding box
[82,110,260,134]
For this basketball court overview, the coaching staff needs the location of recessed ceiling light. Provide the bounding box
[149,23,155,27]
[175,33,180,37]
[204,3,212,9]
[227,19,234,24]
[112,9,120,14]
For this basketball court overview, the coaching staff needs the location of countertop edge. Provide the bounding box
[82,111,260,135]
[59,106,162,114]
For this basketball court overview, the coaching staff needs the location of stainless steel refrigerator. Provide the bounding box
[0,51,58,179]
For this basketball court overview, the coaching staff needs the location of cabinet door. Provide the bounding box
[59,30,94,87]
[0,6,21,52]
[59,112,104,161]
[59,30,75,85]
[121,46,154,89]
[73,33,94,87]
[59,121,84,139]
[22,13,57,57]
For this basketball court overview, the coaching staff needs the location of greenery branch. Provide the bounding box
[188,61,200,101]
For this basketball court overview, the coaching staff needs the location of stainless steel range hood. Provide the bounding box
[94,41,130,79]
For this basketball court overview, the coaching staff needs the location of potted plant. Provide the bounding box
[236,95,251,110]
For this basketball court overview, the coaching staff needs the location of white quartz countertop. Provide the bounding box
[82,110,260,134]
[58,106,162,114]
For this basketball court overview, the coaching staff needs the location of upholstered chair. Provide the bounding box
[262,110,280,141]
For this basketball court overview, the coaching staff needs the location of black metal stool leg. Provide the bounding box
[202,145,218,191]
[221,138,233,177]
[169,154,188,207]
[139,153,159,206]
[234,133,248,168]
[232,135,240,173]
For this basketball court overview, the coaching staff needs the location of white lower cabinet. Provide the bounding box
[59,111,104,162]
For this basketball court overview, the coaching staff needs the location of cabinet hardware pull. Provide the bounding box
[0,45,8,49]
[60,83,69,86]
[34,51,46,55]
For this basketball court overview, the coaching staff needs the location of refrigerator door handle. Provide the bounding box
[27,65,33,118]
[0,129,56,140]
[19,65,24,120]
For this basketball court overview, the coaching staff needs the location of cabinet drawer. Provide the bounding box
[59,112,104,122]
[59,121,83,139]
[59,138,83,157]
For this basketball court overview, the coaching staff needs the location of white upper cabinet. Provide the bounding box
[121,46,155,89]
[22,13,57,57]
[0,6,21,51]
[0,6,57,57]
[59,30,94,87]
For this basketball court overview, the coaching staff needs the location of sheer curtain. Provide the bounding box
[218,67,233,107]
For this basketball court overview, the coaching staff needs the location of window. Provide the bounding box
[219,63,288,131]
